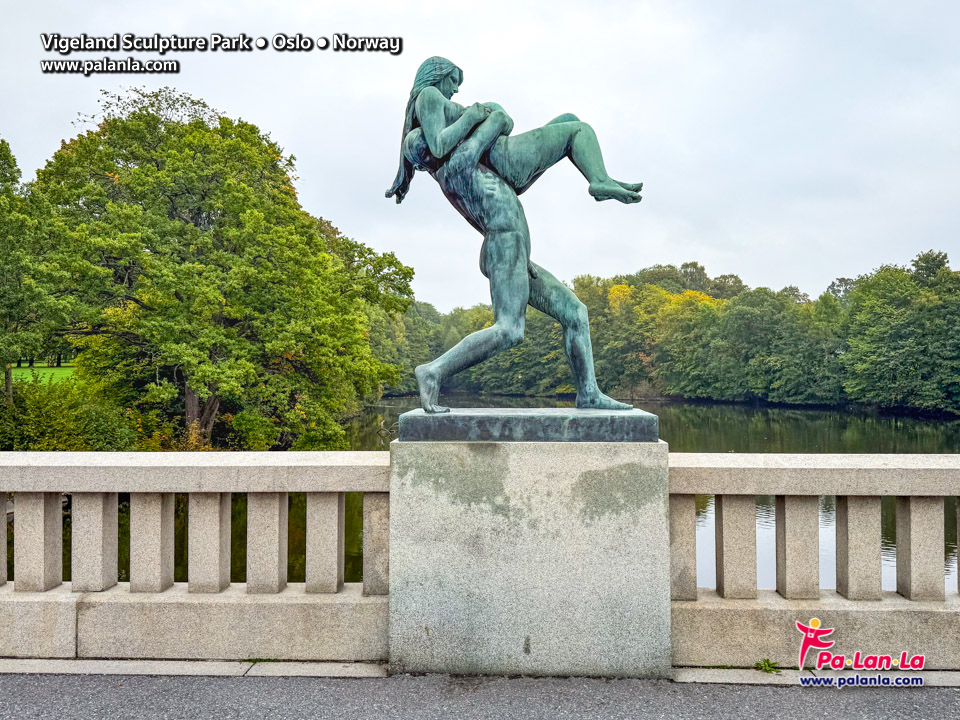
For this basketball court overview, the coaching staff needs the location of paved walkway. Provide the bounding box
[1,672,958,720]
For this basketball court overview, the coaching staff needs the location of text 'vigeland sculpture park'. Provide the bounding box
[386,56,643,415]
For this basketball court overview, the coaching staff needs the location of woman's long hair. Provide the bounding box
[385,56,462,204]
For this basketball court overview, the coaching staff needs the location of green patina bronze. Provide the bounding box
[398,407,659,443]
[387,57,643,414]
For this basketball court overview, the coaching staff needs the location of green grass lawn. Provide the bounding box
[10,365,75,382]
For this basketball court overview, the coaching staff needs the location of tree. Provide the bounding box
[33,88,412,448]
[827,277,855,301]
[911,250,949,286]
[0,139,73,402]
[468,307,572,395]
[622,265,686,294]
[593,284,651,397]
[842,266,944,409]
[647,289,724,398]
[709,274,747,299]
[371,301,444,395]
[767,293,845,405]
[680,261,710,293]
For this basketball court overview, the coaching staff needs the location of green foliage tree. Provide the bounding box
[827,277,855,302]
[842,255,960,412]
[911,250,949,286]
[709,274,747,299]
[621,264,686,294]
[646,289,724,398]
[33,88,412,448]
[767,293,845,405]
[468,307,572,395]
[0,138,74,403]
[372,301,445,394]
[680,261,710,293]
[594,283,650,396]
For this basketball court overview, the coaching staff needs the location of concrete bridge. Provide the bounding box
[0,449,958,676]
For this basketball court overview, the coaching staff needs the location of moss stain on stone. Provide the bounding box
[570,462,658,523]
[409,443,518,520]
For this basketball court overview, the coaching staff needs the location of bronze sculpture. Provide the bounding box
[387,57,642,413]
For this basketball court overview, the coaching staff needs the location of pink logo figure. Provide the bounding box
[796,617,835,670]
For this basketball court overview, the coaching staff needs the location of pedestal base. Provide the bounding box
[389,439,670,678]
[398,407,659,443]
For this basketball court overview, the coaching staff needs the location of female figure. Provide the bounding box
[386,57,640,413]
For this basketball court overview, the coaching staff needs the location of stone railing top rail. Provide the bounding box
[0,451,390,492]
[0,450,958,495]
[669,453,960,496]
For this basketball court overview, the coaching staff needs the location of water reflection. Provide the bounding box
[349,395,960,454]
[694,495,958,593]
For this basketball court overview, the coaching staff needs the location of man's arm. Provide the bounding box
[416,87,490,159]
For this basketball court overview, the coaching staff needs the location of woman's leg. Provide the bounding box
[527,262,632,410]
[487,120,642,202]
[546,114,643,194]
[415,230,530,413]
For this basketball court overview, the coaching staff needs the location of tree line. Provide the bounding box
[374,254,960,415]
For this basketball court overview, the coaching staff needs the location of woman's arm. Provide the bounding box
[481,102,514,135]
[416,87,490,159]
[454,110,512,165]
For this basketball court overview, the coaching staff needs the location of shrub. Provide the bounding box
[0,375,135,450]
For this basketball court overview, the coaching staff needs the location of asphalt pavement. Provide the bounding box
[1,673,958,720]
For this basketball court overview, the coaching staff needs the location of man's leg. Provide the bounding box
[527,262,632,410]
[416,231,529,413]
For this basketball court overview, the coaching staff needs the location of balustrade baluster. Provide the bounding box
[775,495,819,599]
[362,492,389,596]
[306,492,345,593]
[130,492,175,593]
[71,492,118,592]
[14,492,62,592]
[246,492,288,593]
[896,496,945,601]
[835,495,882,600]
[669,494,697,600]
[188,492,231,593]
[714,494,756,599]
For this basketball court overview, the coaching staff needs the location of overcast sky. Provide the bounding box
[2,0,958,311]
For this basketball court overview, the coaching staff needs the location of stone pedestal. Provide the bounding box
[389,409,670,678]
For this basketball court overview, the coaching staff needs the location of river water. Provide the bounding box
[348,395,960,592]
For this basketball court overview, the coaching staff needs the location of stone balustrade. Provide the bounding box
[0,452,390,661]
[1,451,959,671]
[669,453,960,669]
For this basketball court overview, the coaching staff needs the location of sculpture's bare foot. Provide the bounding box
[615,180,643,193]
[576,391,633,411]
[588,181,642,204]
[415,364,449,413]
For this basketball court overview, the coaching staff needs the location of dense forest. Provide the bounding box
[3,88,958,452]
[373,252,960,415]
